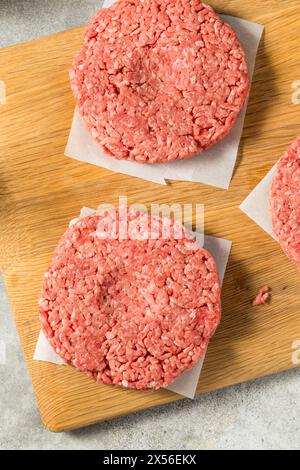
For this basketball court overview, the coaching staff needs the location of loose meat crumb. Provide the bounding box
[270,135,300,271]
[70,0,249,164]
[39,209,221,390]
[252,286,271,306]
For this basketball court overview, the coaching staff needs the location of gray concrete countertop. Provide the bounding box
[0,0,300,450]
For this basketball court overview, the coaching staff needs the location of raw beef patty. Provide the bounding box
[39,209,221,390]
[70,0,249,164]
[270,135,300,270]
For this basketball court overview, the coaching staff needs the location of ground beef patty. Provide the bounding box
[270,136,300,270]
[39,209,221,390]
[70,0,249,164]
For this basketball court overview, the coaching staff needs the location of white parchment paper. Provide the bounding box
[34,207,232,399]
[65,3,264,189]
[239,164,278,240]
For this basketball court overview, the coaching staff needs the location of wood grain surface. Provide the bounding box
[1,0,300,432]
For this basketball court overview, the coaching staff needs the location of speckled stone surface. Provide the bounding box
[0,0,300,450]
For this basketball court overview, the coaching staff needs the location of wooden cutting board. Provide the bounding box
[1,0,300,432]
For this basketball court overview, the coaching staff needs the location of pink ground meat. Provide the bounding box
[252,286,271,306]
[70,0,249,164]
[270,135,300,271]
[39,209,221,390]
